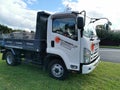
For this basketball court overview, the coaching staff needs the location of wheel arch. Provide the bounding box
[2,48,18,60]
[44,53,67,70]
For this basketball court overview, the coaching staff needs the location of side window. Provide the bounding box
[53,18,78,40]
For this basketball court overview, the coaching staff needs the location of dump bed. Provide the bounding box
[0,38,46,52]
[0,11,50,52]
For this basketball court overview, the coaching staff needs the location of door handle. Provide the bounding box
[51,41,54,47]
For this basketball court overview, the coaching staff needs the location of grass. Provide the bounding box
[0,56,120,90]
[100,45,120,49]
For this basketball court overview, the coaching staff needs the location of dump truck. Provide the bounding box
[0,10,100,80]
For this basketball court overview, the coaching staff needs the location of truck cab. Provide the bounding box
[46,11,100,79]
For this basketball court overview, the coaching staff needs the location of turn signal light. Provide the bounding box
[91,43,94,52]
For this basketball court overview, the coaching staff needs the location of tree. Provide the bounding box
[0,24,12,33]
[0,24,26,34]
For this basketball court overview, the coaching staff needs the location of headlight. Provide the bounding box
[84,48,91,63]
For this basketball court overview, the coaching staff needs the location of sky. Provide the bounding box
[0,0,120,31]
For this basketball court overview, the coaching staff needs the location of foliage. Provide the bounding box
[0,24,13,33]
[0,24,29,34]
[96,29,120,46]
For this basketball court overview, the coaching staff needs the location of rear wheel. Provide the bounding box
[48,60,68,80]
[5,51,20,66]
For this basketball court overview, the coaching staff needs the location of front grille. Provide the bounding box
[91,48,99,62]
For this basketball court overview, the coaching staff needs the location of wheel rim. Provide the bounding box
[51,64,64,78]
[7,54,13,64]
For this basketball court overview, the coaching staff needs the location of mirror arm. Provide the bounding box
[90,18,112,25]
[80,28,84,37]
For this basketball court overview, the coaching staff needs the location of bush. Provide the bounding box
[96,29,120,46]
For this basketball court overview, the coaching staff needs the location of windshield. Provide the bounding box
[83,18,97,38]
[52,18,78,40]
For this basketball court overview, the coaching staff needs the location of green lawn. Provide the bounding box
[100,46,120,49]
[0,57,120,90]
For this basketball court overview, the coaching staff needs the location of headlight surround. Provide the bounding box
[84,48,91,63]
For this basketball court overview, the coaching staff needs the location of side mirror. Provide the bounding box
[105,24,109,30]
[77,17,84,29]
[108,21,112,25]
[104,21,112,30]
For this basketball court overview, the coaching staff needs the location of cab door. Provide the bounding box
[47,17,81,71]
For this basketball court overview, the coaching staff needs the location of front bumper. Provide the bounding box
[81,56,100,74]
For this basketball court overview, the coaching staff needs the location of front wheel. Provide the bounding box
[48,60,68,80]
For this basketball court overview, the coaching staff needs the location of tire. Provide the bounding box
[48,60,68,80]
[5,51,20,66]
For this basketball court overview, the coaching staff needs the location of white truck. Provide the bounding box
[0,10,100,80]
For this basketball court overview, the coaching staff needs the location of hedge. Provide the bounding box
[96,29,120,46]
